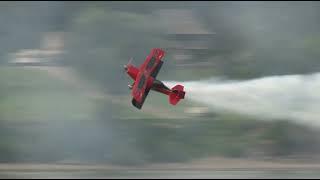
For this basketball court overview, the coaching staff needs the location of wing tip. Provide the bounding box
[132,98,143,110]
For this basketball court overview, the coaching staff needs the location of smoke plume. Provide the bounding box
[164,73,320,127]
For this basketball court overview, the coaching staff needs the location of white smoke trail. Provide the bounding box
[164,73,320,127]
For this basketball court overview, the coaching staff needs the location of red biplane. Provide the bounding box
[124,48,186,109]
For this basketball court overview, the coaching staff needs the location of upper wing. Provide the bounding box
[131,48,165,109]
[139,48,165,79]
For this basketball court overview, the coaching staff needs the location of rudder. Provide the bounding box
[169,85,185,105]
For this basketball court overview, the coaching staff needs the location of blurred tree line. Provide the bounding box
[1,1,320,86]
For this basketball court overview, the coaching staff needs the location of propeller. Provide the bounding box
[123,57,134,89]
[128,57,133,64]
[123,64,128,72]
[123,57,133,73]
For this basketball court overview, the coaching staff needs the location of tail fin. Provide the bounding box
[169,85,186,105]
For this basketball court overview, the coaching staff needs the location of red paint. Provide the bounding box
[124,48,186,109]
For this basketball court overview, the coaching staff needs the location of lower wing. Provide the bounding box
[131,87,150,109]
